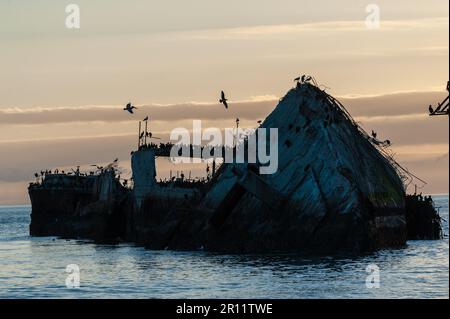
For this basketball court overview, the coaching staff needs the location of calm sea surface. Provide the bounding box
[0,195,448,299]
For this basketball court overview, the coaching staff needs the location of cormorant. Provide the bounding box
[124,103,137,114]
[220,91,228,109]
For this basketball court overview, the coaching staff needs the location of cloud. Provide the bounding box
[0,100,276,126]
[1,90,448,126]
[187,17,449,40]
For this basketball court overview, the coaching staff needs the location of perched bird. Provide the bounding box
[143,116,149,121]
[257,120,262,124]
[219,91,228,109]
[429,105,434,114]
[294,77,301,82]
[113,158,118,163]
[371,130,377,139]
[124,103,137,114]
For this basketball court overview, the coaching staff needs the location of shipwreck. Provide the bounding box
[28,80,442,254]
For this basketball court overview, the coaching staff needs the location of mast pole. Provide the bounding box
[145,121,148,146]
[138,121,141,149]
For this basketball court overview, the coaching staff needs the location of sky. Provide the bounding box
[0,0,448,204]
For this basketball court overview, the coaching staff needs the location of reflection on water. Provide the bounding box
[0,195,448,299]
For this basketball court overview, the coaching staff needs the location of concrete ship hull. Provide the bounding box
[29,173,129,242]
[28,82,441,254]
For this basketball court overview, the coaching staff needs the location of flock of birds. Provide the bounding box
[122,74,397,152]
[123,91,231,116]
[123,75,314,116]
[122,75,394,150]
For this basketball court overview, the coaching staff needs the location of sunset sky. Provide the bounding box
[0,0,448,204]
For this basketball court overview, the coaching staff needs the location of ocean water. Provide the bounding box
[0,195,448,299]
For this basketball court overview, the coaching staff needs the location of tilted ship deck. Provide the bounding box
[28,81,442,253]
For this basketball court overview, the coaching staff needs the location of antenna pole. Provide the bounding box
[235,119,239,148]
[145,121,148,146]
[138,121,141,149]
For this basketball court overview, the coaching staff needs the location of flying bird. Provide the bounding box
[124,103,137,114]
[219,91,228,109]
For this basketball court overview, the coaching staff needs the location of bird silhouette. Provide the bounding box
[371,130,377,139]
[124,103,137,114]
[294,77,301,82]
[143,116,149,121]
[429,105,434,114]
[219,91,228,109]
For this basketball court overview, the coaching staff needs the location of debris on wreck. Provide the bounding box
[405,194,443,240]
[28,78,444,254]
[428,81,449,117]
